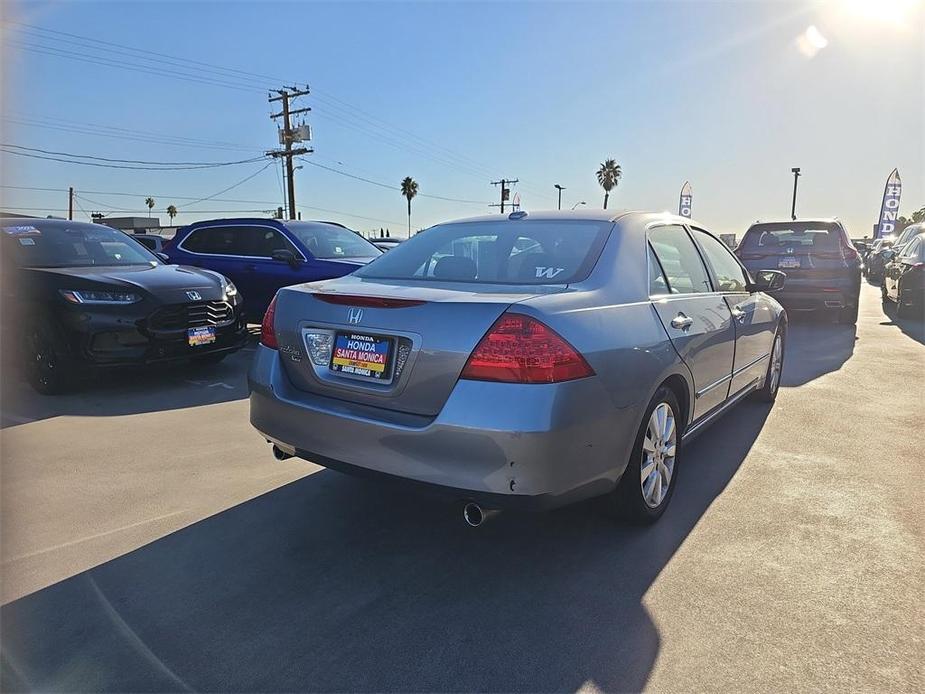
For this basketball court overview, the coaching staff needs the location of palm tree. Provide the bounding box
[166,205,177,225]
[595,159,622,210]
[145,197,155,218]
[400,177,418,237]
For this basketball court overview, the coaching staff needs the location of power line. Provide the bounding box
[296,157,489,205]
[182,162,275,208]
[3,115,259,153]
[0,147,266,171]
[7,21,282,85]
[4,22,522,189]
[2,143,265,167]
[7,40,262,93]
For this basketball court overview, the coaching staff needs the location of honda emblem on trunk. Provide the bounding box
[347,307,363,325]
[186,291,201,301]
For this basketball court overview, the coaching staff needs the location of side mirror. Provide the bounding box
[748,269,786,293]
[156,252,170,263]
[271,249,300,267]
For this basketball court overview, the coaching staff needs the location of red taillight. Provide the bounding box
[313,294,425,308]
[261,294,279,349]
[460,313,594,384]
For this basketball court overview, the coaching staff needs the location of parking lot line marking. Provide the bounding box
[2,510,188,564]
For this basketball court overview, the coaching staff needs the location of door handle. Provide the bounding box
[730,306,746,323]
[670,313,694,330]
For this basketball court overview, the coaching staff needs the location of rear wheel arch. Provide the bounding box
[661,373,691,434]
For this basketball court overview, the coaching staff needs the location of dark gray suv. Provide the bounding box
[735,219,861,324]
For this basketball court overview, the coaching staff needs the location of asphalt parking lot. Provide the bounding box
[1,282,923,692]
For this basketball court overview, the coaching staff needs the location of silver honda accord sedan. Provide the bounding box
[249,210,787,524]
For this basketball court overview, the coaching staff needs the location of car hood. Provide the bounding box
[27,263,227,303]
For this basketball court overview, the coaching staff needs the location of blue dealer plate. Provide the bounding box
[188,326,216,347]
[330,332,393,381]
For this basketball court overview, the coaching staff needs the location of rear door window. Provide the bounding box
[181,225,296,257]
[648,225,713,294]
[648,245,669,296]
[691,228,749,292]
[356,220,612,284]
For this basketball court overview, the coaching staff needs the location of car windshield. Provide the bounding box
[356,220,612,284]
[284,222,381,259]
[3,221,158,268]
[740,222,841,251]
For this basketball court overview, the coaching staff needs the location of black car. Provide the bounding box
[1,219,248,393]
[864,237,896,283]
[882,231,925,318]
[735,219,862,324]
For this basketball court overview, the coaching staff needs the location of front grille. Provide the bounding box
[148,301,234,331]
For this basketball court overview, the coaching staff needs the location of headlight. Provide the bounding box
[60,289,142,304]
[223,279,238,298]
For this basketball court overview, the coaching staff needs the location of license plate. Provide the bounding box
[330,331,393,381]
[778,256,801,269]
[188,326,216,347]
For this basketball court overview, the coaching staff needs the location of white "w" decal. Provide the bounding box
[535,266,565,279]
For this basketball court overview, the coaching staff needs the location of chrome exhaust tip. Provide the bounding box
[463,502,498,527]
[271,444,293,461]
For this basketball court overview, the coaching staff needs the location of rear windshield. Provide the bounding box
[355,220,612,284]
[284,222,381,260]
[2,221,156,268]
[740,222,842,252]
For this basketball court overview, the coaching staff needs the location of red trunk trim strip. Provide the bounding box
[312,294,426,308]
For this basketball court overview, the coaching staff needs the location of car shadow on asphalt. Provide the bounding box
[0,336,259,429]
[878,301,925,347]
[778,314,857,388]
[0,401,773,693]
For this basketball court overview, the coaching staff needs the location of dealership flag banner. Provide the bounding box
[679,181,692,218]
[876,168,901,238]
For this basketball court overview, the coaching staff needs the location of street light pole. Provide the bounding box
[791,167,801,221]
[554,184,565,210]
[571,201,586,211]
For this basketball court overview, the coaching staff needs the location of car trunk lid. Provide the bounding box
[272,277,564,416]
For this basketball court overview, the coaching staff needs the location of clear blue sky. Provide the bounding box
[2,0,922,237]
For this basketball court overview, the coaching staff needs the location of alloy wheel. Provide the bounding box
[640,402,676,508]
[769,334,783,393]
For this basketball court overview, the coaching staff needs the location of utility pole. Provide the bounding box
[554,184,565,210]
[490,178,518,213]
[268,86,312,220]
[790,167,801,221]
[68,186,74,221]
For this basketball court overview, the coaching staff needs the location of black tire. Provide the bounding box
[23,317,72,395]
[838,303,859,325]
[612,386,682,524]
[754,326,785,402]
[881,282,890,302]
[192,351,228,365]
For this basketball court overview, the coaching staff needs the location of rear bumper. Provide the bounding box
[248,345,637,509]
[773,279,860,312]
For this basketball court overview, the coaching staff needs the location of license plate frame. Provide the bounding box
[778,256,801,269]
[188,326,216,347]
[329,331,395,383]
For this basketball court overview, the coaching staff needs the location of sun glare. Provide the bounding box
[841,0,920,27]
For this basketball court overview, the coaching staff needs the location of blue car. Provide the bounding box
[165,218,381,319]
